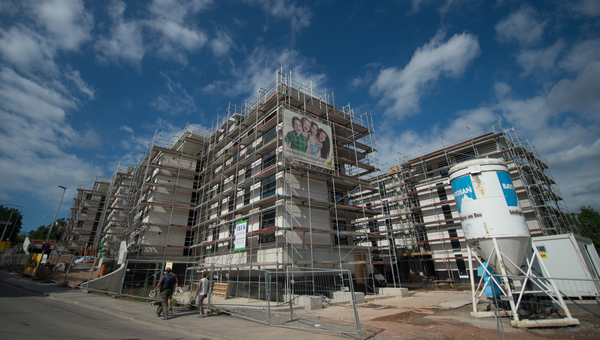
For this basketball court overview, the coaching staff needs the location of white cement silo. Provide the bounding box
[449,158,531,276]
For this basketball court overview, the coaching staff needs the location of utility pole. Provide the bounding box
[45,186,67,245]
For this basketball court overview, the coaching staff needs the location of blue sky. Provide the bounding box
[1,0,599,234]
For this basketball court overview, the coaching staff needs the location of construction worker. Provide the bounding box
[152,267,177,320]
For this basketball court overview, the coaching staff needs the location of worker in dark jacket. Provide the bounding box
[152,267,177,320]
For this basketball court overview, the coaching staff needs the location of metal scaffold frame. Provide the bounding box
[355,121,576,287]
[182,69,384,294]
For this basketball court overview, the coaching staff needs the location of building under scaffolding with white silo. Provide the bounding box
[353,121,577,286]
[59,71,582,295]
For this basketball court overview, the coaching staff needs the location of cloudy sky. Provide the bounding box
[1,0,598,234]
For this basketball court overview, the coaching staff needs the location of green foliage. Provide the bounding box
[120,280,153,302]
[0,205,23,242]
[575,206,600,250]
[28,218,66,240]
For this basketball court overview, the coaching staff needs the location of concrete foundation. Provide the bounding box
[333,291,365,304]
[297,295,323,310]
[377,287,409,297]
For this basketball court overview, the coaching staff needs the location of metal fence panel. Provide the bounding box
[206,264,361,335]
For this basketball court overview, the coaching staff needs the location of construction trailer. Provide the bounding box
[353,122,577,286]
[532,233,600,299]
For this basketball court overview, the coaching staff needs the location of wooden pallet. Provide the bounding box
[212,283,229,299]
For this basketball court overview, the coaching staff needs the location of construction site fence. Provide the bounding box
[204,263,361,335]
[45,258,362,335]
[0,250,29,273]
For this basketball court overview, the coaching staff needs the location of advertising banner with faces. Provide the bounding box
[282,109,334,170]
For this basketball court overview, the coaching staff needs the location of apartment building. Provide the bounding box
[68,72,386,290]
[354,124,576,285]
[63,179,110,251]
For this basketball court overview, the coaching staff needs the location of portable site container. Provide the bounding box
[532,233,600,299]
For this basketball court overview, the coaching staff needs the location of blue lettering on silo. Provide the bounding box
[451,175,476,214]
[497,172,518,206]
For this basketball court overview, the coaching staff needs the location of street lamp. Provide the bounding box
[1,203,23,242]
[45,186,67,245]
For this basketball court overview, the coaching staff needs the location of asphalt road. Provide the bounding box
[0,281,213,340]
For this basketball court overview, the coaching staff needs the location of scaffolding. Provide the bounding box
[185,69,385,293]
[95,163,133,255]
[63,178,110,252]
[113,127,209,289]
[355,124,576,286]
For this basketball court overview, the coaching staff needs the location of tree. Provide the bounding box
[27,218,66,241]
[574,206,600,250]
[0,205,23,242]
[28,225,49,240]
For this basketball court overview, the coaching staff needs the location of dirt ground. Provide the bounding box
[361,303,600,340]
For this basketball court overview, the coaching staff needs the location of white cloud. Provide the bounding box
[543,61,600,119]
[146,0,210,64]
[370,30,480,118]
[0,25,57,74]
[494,82,511,99]
[151,72,197,115]
[65,67,95,99]
[0,1,94,76]
[0,67,103,205]
[496,5,546,46]
[246,0,312,32]
[203,46,327,103]
[376,105,496,167]
[497,96,549,135]
[410,0,428,13]
[120,125,134,133]
[560,38,600,73]
[517,40,565,75]
[95,0,145,69]
[568,0,600,17]
[30,0,93,51]
[210,29,233,56]
[408,0,470,15]
[547,139,600,165]
[0,67,76,123]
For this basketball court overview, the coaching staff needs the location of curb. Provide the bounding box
[0,278,47,296]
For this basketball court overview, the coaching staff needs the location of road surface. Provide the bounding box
[0,281,213,339]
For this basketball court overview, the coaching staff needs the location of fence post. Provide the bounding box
[8,247,16,270]
[347,269,362,335]
[266,272,271,325]
[62,255,75,285]
[207,263,214,307]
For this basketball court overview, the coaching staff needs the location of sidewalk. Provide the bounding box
[0,270,352,340]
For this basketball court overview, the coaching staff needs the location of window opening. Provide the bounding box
[333,220,348,245]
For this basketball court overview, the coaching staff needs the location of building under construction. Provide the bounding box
[61,71,577,291]
[353,122,576,285]
[63,179,110,252]
[79,71,388,291]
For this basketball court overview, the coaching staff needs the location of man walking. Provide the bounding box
[194,271,209,318]
[152,267,176,320]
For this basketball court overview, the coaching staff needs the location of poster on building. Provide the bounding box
[282,109,334,170]
[234,220,247,251]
